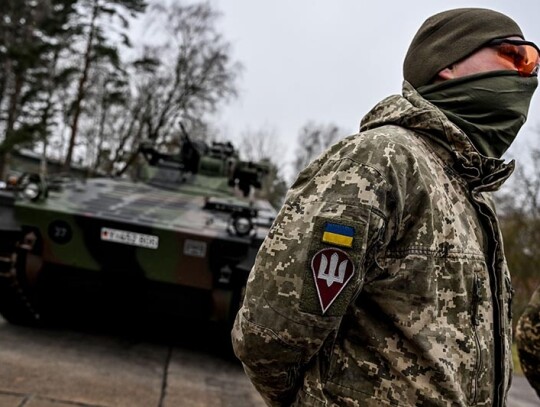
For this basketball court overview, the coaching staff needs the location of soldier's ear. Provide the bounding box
[436,65,456,81]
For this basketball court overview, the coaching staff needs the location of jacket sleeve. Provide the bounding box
[231,156,392,406]
[516,285,540,398]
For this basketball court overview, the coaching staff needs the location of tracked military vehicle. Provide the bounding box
[0,136,276,327]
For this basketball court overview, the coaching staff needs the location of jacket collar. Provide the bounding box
[360,81,514,191]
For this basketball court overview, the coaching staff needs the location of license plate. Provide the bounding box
[101,227,159,249]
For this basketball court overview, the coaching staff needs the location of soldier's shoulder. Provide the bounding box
[528,286,540,309]
[517,286,540,341]
[325,126,428,176]
[290,126,432,199]
[328,126,424,161]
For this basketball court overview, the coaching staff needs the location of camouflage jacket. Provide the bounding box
[516,285,540,398]
[232,82,515,407]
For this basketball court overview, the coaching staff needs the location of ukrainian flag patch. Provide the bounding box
[321,222,354,248]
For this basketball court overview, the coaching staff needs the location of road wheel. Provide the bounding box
[0,246,41,326]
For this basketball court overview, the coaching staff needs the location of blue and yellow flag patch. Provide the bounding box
[321,223,354,248]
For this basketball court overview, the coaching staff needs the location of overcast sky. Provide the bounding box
[205,0,540,178]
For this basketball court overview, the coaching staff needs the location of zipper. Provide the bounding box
[505,277,514,321]
[471,274,482,404]
[471,192,505,407]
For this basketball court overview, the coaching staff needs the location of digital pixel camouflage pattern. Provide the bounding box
[232,81,515,406]
[516,285,540,398]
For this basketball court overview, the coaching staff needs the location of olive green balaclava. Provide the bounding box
[403,8,538,159]
[403,8,523,88]
[418,71,538,158]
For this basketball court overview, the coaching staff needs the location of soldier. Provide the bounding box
[516,286,540,398]
[232,8,539,407]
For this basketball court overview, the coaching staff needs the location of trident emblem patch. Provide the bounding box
[311,248,355,314]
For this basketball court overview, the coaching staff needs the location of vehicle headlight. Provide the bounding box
[232,216,253,237]
[16,173,47,202]
[23,182,41,201]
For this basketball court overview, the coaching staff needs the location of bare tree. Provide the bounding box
[239,127,288,208]
[108,2,242,176]
[134,2,242,144]
[293,121,345,175]
[239,126,282,162]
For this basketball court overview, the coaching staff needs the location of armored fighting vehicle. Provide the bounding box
[0,136,276,328]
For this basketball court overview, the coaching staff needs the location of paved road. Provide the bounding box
[0,316,537,407]
[0,316,265,407]
[508,375,539,407]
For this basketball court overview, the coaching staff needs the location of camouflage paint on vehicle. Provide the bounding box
[0,139,275,327]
